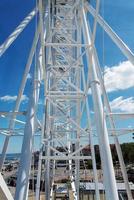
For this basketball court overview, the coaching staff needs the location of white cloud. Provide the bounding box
[21,95,29,102]
[0,95,17,102]
[104,61,134,92]
[110,96,134,112]
[0,95,28,103]
[27,73,32,79]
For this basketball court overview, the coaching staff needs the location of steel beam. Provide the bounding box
[82,8,119,200]
[0,173,14,200]
[87,19,133,200]
[85,2,134,65]
[0,26,40,171]
[14,44,42,200]
[0,8,37,57]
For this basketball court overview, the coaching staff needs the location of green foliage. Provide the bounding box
[87,160,92,169]
[120,143,134,164]
[92,143,134,168]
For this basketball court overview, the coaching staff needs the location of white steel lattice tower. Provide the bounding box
[0,1,134,200]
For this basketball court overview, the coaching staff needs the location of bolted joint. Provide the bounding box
[89,79,100,86]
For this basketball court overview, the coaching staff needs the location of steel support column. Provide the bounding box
[82,8,119,200]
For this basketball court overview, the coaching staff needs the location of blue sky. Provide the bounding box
[0,0,134,153]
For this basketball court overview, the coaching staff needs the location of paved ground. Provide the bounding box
[28,193,45,200]
[28,192,74,200]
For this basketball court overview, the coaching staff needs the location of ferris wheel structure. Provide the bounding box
[0,1,134,200]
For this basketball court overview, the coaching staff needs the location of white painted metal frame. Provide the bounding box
[0,8,37,57]
[0,0,134,200]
